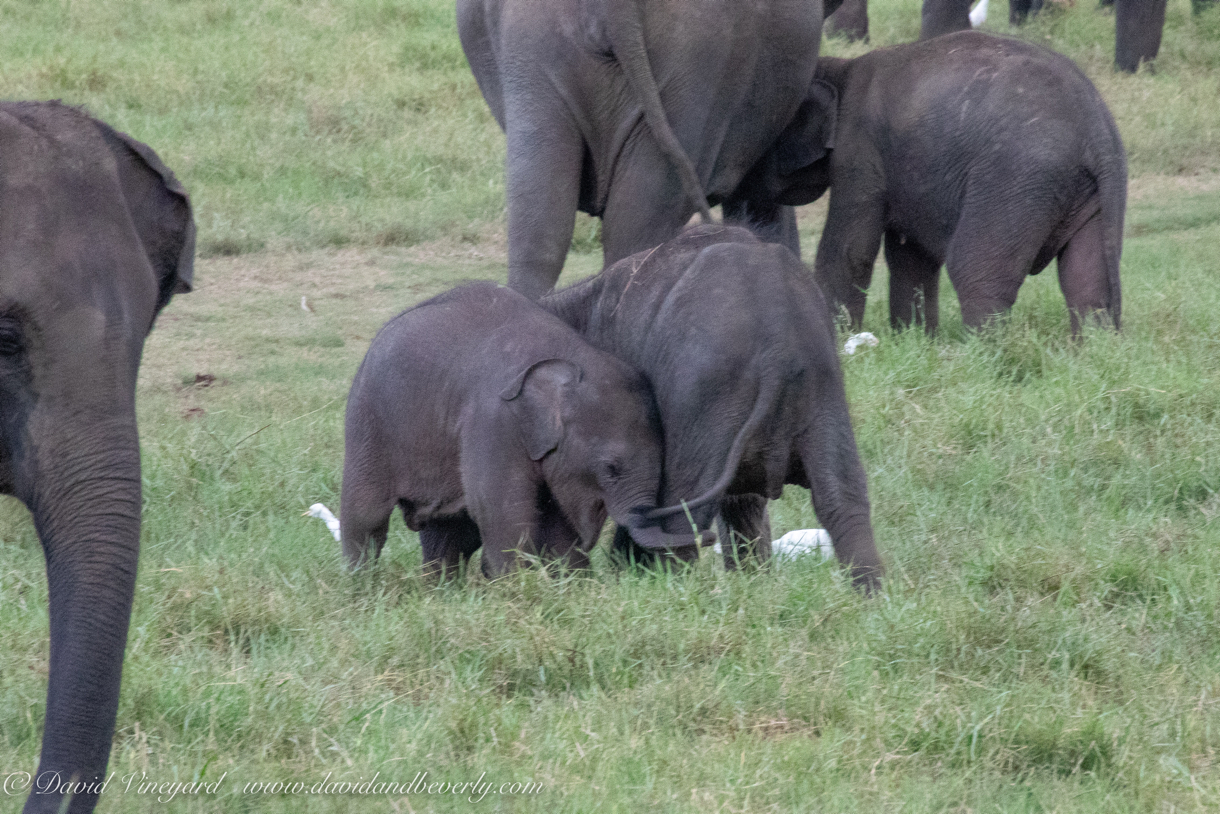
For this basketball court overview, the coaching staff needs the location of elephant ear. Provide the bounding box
[500,359,583,461]
[774,78,838,178]
[90,119,196,317]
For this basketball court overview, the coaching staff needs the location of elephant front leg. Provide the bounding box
[1057,211,1118,335]
[718,493,773,569]
[813,189,885,329]
[535,502,591,571]
[419,514,482,582]
[883,229,942,333]
[504,105,584,299]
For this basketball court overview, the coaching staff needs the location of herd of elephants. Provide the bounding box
[0,0,1204,810]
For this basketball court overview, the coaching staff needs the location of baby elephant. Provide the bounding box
[340,282,701,578]
[741,31,1126,335]
[544,226,883,591]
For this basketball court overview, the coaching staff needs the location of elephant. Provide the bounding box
[0,102,194,814]
[738,32,1126,336]
[339,282,708,579]
[457,0,823,299]
[826,0,869,42]
[1114,0,1168,72]
[921,0,974,39]
[543,225,884,591]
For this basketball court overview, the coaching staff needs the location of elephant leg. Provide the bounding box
[943,198,1048,330]
[719,494,773,569]
[884,229,942,333]
[920,0,972,39]
[471,479,543,579]
[419,514,482,582]
[827,0,869,42]
[798,386,883,591]
[1009,0,1043,24]
[504,101,583,299]
[535,503,590,571]
[600,134,703,266]
[339,461,394,568]
[813,188,886,329]
[723,198,801,256]
[1057,210,1116,335]
[1115,0,1168,72]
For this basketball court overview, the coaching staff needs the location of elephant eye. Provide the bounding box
[602,461,623,481]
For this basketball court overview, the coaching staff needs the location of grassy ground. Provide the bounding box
[2,0,1220,811]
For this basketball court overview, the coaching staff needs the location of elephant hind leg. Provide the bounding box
[1057,211,1116,335]
[797,396,882,591]
[943,200,1051,330]
[599,134,708,266]
[718,493,772,569]
[419,514,482,582]
[883,230,942,333]
[339,464,394,569]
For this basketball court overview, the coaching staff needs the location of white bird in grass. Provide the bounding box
[970,0,989,28]
[714,528,834,562]
[305,502,341,541]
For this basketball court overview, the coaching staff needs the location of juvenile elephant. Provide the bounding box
[544,226,883,591]
[340,282,705,578]
[743,32,1126,335]
[458,0,823,299]
[1,102,194,814]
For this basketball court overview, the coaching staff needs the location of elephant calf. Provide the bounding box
[745,31,1126,336]
[340,282,704,579]
[544,226,883,591]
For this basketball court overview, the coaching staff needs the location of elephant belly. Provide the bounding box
[398,493,468,533]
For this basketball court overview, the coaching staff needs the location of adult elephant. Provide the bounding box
[1,102,194,814]
[1114,0,1168,72]
[457,0,823,299]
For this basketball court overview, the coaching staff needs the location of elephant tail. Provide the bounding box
[606,0,713,224]
[1090,107,1127,330]
[644,375,780,522]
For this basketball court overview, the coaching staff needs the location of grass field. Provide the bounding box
[3,0,1220,811]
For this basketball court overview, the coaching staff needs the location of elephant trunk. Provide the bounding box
[21,416,142,814]
[605,486,714,550]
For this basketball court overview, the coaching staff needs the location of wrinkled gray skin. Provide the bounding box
[1114,0,1168,72]
[0,102,194,814]
[745,32,1125,335]
[543,226,883,592]
[457,0,823,299]
[340,282,705,579]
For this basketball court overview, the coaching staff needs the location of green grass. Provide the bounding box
[2,0,1220,810]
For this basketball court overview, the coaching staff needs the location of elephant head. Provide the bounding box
[501,358,707,552]
[731,75,839,210]
[0,102,193,814]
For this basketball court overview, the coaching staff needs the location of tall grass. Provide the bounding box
[2,0,1220,811]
